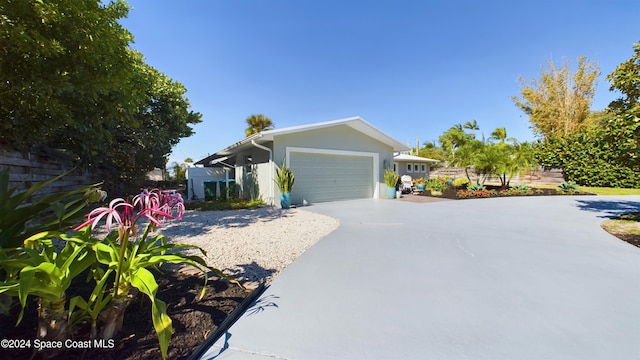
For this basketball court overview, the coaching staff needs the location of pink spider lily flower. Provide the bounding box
[75,191,176,242]
[74,198,131,233]
[159,190,185,221]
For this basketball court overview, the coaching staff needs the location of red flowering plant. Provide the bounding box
[72,188,219,359]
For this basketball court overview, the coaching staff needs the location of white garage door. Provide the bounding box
[289,151,374,203]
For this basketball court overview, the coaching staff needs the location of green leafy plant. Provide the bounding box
[426,178,447,192]
[452,177,470,188]
[75,189,217,359]
[384,168,399,188]
[0,230,95,346]
[558,181,580,193]
[275,160,295,193]
[511,183,531,192]
[468,183,486,192]
[0,168,104,249]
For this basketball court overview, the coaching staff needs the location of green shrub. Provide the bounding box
[426,178,447,192]
[511,183,531,192]
[452,178,470,188]
[558,181,580,192]
[536,130,640,188]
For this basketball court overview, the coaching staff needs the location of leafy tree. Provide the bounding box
[88,63,201,190]
[513,57,600,138]
[245,114,274,137]
[418,141,444,161]
[0,0,136,150]
[453,138,483,182]
[438,124,471,165]
[604,41,640,169]
[0,1,202,194]
[534,41,640,188]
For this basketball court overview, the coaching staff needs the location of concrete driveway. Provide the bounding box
[200,196,640,360]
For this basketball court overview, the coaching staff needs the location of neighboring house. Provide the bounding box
[194,116,409,206]
[185,166,233,201]
[393,153,439,179]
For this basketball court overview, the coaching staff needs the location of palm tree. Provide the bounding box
[245,114,274,137]
[489,127,507,143]
[439,125,468,164]
[463,120,479,138]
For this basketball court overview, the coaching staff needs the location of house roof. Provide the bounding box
[196,116,409,165]
[393,153,439,163]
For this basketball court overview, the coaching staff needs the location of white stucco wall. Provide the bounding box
[271,125,394,199]
[185,167,232,200]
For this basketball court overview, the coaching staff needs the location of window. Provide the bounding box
[406,163,412,173]
[413,163,420,172]
[421,163,427,172]
[244,155,253,174]
[393,163,397,172]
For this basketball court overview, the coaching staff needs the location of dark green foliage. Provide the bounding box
[536,130,640,188]
[0,1,202,193]
[535,41,640,188]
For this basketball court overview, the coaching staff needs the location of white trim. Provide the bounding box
[286,146,380,199]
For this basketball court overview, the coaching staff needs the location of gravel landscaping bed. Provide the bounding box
[159,207,340,285]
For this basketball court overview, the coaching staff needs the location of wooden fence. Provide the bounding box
[430,166,565,185]
[0,149,102,202]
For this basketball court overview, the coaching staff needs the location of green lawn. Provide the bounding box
[579,187,640,195]
[530,183,640,195]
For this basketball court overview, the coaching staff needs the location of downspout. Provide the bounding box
[250,139,274,206]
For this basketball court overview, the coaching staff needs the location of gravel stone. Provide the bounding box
[158,207,339,284]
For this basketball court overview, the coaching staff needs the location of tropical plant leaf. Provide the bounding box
[130,267,172,360]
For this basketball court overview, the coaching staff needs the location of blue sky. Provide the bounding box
[119,0,639,166]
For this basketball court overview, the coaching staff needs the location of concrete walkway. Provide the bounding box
[200,196,640,360]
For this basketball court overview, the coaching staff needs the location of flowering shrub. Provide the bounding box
[1,186,220,360]
[456,189,498,198]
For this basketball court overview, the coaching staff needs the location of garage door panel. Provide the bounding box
[290,152,373,203]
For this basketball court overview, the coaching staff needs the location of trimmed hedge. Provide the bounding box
[536,129,640,188]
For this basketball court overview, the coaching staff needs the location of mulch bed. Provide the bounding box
[418,185,593,200]
[0,270,251,360]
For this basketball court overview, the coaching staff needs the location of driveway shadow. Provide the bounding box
[223,261,278,284]
[160,207,292,237]
[574,199,640,218]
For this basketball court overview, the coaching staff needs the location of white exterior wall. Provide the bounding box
[395,161,431,179]
[185,167,232,200]
[272,125,394,200]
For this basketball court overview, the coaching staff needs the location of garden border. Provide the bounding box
[187,281,267,360]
